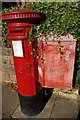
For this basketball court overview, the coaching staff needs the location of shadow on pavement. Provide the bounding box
[43,87,53,107]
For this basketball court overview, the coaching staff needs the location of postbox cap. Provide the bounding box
[2,10,46,21]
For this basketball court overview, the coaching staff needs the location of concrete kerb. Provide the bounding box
[1,84,80,119]
[11,90,80,119]
[12,92,57,118]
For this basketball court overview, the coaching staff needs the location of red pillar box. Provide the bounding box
[38,34,76,89]
[2,10,45,116]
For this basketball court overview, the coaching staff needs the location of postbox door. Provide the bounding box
[11,39,37,96]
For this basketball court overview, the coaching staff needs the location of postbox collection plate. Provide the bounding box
[12,40,24,57]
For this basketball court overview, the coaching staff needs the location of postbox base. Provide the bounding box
[18,90,43,116]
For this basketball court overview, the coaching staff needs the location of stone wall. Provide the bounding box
[2,48,16,84]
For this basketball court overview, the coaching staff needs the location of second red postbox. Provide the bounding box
[2,10,46,116]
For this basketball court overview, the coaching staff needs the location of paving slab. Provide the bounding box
[2,85,80,119]
[2,85,19,117]
[50,95,79,119]
[12,93,57,118]
[76,100,80,120]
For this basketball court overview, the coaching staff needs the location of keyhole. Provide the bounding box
[28,64,32,68]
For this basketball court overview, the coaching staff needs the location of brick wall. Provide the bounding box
[2,48,16,84]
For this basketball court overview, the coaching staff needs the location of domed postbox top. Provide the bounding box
[2,10,46,21]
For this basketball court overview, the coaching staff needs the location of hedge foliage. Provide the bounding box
[2,2,80,87]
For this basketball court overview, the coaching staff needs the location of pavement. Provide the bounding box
[1,84,80,120]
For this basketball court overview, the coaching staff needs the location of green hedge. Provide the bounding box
[2,2,80,87]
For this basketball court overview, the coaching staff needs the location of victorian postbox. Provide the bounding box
[2,10,45,116]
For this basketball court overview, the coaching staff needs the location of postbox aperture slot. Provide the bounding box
[10,30,24,36]
[9,28,25,36]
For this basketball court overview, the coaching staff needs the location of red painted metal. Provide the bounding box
[2,10,45,96]
[2,10,76,92]
[2,10,45,21]
[38,35,76,89]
